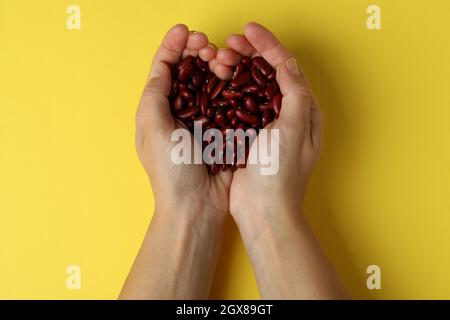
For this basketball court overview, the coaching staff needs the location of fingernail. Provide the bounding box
[149,62,163,80]
[208,43,218,50]
[190,30,204,35]
[285,57,300,76]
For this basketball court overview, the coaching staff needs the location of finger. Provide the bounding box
[137,24,189,146]
[187,31,208,50]
[208,59,218,75]
[226,34,256,57]
[310,98,323,151]
[243,22,291,68]
[149,24,189,82]
[276,57,312,137]
[136,70,175,148]
[216,48,242,66]
[182,31,209,58]
[214,48,241,79]
[199,43,217,61]
[213,63,234,80]
[240,22,312,135]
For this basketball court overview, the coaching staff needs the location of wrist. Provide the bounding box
[133,201,226,299]
[232,198,303,233]
[233,201,305,241]
[154,200,227,234]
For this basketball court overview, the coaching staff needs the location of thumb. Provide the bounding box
[136,24,190,149]
[276,57,312,139]
[136,63,174,146]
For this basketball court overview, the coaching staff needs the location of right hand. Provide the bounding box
[213,22,323,229]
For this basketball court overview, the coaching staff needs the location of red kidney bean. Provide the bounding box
[222,89,244,99]
[255,89,266,98]
[173,95,184,112]
[195,56,208,72]
[226,108,236,120]
[273,93,282,119]
[206,71,215,81]
[206,107,214,118]
[230,72,251,88]
[228,98,239,108]
[215,107,225,116]
[250,66,267,88]
[262,110,273,127]
[241,84,260,94]
[178,83,187,91]
[196,91,201,107]
[216,106,225,115]
[192,72,205,87]
[259,101,273,112]
[232,63,245,80]
[188,98,194,108]
[267,70,276,80]
[200,93,210,115]
[237,163,246,169]
[207,122,217,129]
[215,113,227,128]
[179,89,191,100]
[252,56,272,76]
[178,63,193,81]
[187,81,196,91]
[211,80,227,100]
[243,96,258,114]
[235,109,259,125]
[241,56,251,67]
[206,76,218,95]
[196,115,210,127]
[236,123,246,131]
[212,99,229,107]
[177,55,193,70]
[251,120,261,128]
[210,163,220,175]
[265,80,279,100]
[171,79,179,95]
[169,55,281,173]
[177,107,198,120]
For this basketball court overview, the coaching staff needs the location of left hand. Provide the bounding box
[135,25,232,224]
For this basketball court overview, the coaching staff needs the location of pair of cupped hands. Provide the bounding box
[135,22,323,231]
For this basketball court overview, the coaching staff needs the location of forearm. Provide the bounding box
[236,205,347,300]
[119,204,224,299]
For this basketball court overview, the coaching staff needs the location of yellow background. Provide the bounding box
[1,0,450,299]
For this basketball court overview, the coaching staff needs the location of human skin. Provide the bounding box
[120,22,347,300]
[119,25,229,299]
[215,22,346,299]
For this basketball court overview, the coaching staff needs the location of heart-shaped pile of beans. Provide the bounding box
[169,55,282,174]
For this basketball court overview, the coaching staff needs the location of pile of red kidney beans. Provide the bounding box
[169,55,282,174]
